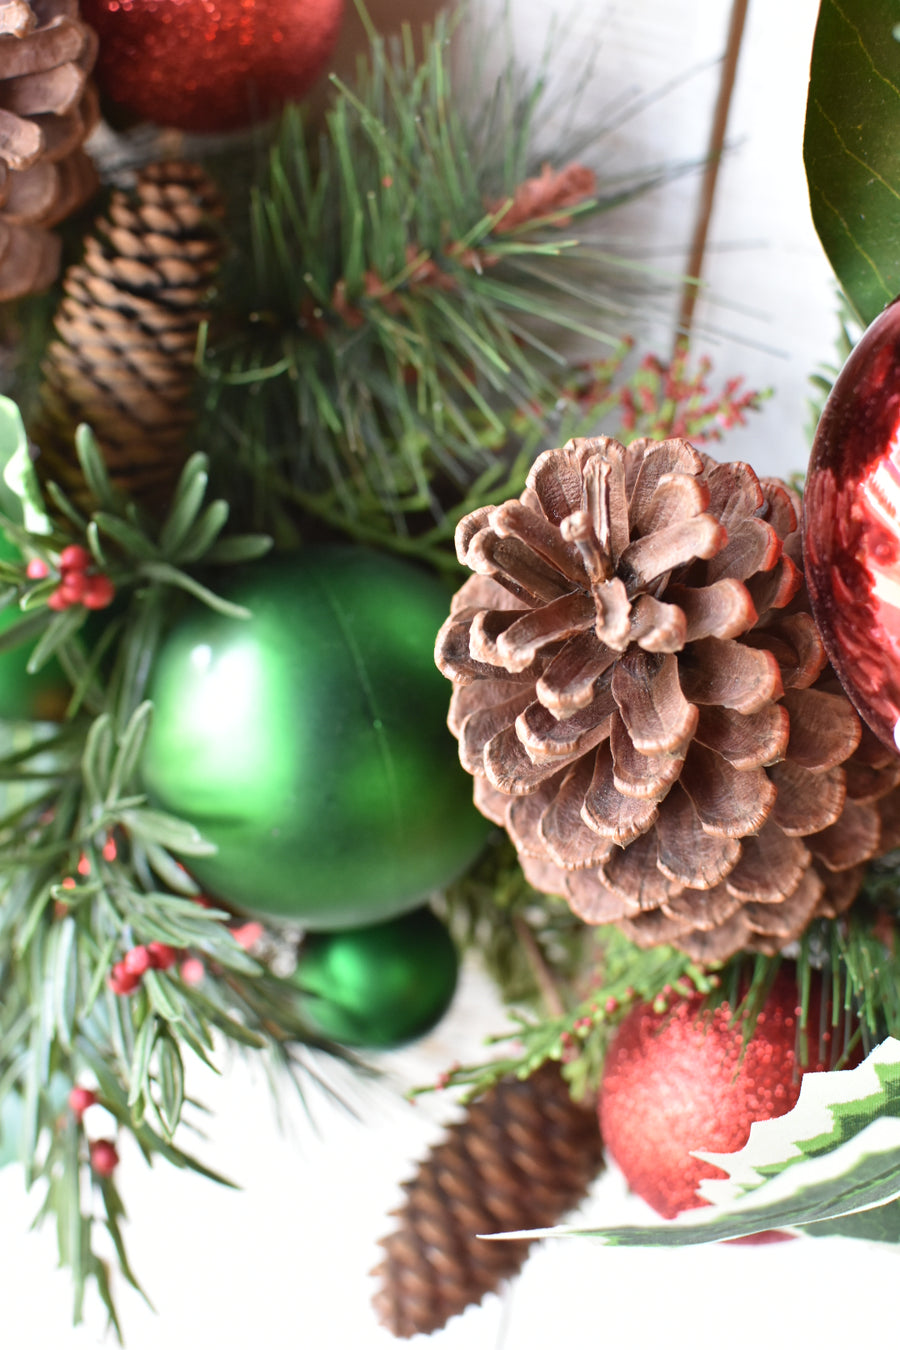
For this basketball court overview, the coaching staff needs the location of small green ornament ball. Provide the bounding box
[140,546,489,926]
[292,906,459,1048]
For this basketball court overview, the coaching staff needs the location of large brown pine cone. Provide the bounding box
[0,0,98,300]
[435,436,900,962]
[372,1062,604,1339]
[34,159,223,508]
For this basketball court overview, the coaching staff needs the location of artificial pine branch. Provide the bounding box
[195,14,671,535]
[258,339,767,574]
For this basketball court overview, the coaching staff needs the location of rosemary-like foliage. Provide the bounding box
[0,406,360,1335]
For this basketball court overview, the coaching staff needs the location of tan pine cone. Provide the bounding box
[0,0,99,300]
[435,436,900,962]
[33,159,223,508]
[371,1062,603,1339]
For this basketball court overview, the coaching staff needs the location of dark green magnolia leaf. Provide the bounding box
[804,2,900,323]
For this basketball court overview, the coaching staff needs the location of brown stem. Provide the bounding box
[674,0,750,351]
[512,913,565,1018]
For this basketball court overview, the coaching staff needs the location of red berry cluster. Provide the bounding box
[39,544,115,611]
[67,1086,119,1176]
[108,941,178,994]
[107,911,263,996]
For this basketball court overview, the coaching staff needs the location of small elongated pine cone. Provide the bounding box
[435,436,900,962]
[33,159,223,508]
[0,0,99,300]
[372,1062,604,1339]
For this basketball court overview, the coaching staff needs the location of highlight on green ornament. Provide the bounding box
[140,545,490,926]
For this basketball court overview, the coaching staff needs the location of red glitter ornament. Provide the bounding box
[598,971,855,1221]
[804,296,900,756]
[81,0,346,133]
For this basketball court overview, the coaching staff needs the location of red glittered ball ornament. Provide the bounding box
[598,971,858,1221]
[803,296,900,756]
[81,0,346,133]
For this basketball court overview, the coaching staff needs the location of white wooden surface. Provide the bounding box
[2,4,889,1348]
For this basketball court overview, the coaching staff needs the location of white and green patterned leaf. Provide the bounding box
[696,1037,900,1207]
[0,395,51,536]
[487,1039,900,1247]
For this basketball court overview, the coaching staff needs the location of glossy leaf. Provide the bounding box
[804,2,900,322]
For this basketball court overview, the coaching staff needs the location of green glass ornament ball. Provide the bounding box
[292,906,459,1048]
[140,546,489,926]
[0,535,68,722]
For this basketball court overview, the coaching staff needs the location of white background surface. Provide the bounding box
[1,2,889,1347]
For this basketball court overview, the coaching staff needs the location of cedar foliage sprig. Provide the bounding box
[196,12,670,535]
[431,877,900,1110]
[414,922,718,1105]
[0,404,361,1336]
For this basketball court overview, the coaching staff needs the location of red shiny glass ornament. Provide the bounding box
[81,0,345,133]
[803,296,900,756]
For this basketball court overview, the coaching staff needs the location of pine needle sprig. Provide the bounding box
[197,14,672,534]
[254,340,768,573]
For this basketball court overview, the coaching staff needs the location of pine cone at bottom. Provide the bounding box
[372,1062,604,1339]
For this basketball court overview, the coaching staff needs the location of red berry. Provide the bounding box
[123,945,152,978]
[68,1086,97,1120]
[90,1139,119,1176]
[57,570,88,604]
[180,956,205,986]
[46,587,70,611]
[598,970,860,1221]
[232,921,264,950]
[108,962,140,995]
[82,572,115,610]
[58,544,91,574]
[147,941,178,970]
[25,557,49,579]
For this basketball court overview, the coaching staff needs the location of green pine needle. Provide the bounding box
[196,14,671,534]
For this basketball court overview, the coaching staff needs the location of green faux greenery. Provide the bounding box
[804,1,900,324]
[0,406,363,1334]
[195,10,669,542]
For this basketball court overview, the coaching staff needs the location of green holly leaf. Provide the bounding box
[0,396,51,536]
[488,1039,900,1247]
[804,2,900,324]
[805,1196,900,1242]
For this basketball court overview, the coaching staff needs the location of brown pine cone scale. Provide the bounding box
[0,0,97,299]
[372,1063,603,1339]
[436,436,900,960]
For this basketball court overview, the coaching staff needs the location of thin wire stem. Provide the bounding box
[674,0,750,350]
